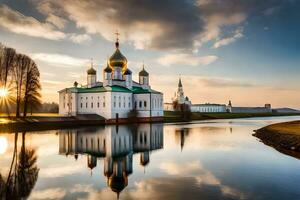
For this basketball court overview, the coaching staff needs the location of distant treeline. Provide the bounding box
[0,43,41,117]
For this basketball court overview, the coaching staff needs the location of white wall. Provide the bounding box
[191,105,226,113]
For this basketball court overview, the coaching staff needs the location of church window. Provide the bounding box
[144,134,147,143]
[97,139,100,150]
[140,134,143,143]
[80,103,83,108]
[119,138,121,148]
[81,97,83,100]
[103,102,105,107]
[119,102,121,108]
[97,102,99,108]
[139,101,142,108]
[114,102,116,108]
[103,139,106,148]
[123,102,125,108]
[128,102,131,108]
[86,103,88,108]
[144,101,147,107]
[86,97,88,100]
[91,103,93,108]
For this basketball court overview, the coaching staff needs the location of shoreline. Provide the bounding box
[1,112,300,133]
[254,120,300,159]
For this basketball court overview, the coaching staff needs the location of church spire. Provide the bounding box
[115,30,120,49]
[178,76,182,87]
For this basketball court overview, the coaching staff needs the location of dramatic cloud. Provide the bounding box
[157,54,218,66]
[213,27,244,48]
[31,0,283,50]
[31,53,89,67]
[0,4,66,40]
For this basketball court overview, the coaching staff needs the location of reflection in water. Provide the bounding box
[175,128,190,151]
[0,132,39,200]
[1,117,300,200]
[58,123,163,198]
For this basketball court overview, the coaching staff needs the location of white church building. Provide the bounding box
[58,36,164,122]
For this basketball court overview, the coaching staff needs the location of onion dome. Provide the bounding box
[87,67,96,75]
[104,61,112,73]
[108,176,128,199]
[124,68,132,75]
[139,65,149,76]
[109,38,127,69]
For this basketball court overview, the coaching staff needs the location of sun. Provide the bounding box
[0,87,8,98]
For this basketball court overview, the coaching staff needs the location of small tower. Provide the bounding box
[103,61,113,86]
[123,68,132,89]
[139,63,149,87]
[87,59,97,88]
[177,77,185,104]
[109,31,127,80]
[227,100,232,113]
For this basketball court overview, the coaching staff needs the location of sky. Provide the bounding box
[0,0,299,108]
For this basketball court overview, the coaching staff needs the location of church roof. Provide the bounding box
[178,78,182,87]
[139,65,149,76]
[64,85,161,94]
[124,68,132,75]
[87,67,96,75]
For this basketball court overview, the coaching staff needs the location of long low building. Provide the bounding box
[191,103,227,113]
[231,104,272,113]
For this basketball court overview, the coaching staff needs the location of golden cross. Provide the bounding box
[115,30,120,41]
[91,58,93,68]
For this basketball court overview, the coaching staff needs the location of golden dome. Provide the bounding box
[109,42,127,69]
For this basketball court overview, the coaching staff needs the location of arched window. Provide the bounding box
[144,101,147,107]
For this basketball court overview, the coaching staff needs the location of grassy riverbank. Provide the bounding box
[254,120,300,158]
[1,111,299,133]
[164,111,300,123]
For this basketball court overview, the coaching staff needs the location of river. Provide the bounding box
[0,116,300,200]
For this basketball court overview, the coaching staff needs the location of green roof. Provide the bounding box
[66,85,131,93]
[132,86,161,94]
[64,85,161,94]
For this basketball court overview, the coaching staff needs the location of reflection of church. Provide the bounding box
[59,124,163,198]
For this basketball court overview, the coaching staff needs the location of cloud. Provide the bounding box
[31,0,283,50]
[213,27,244,48]
[0,4,66,40]
[69,33,91,43]
[31,53,89,67]
[39,164,84,178]
[30,188,66,200]
[157,54,218,66]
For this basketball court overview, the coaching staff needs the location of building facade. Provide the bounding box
[191,103,227,113]
[58,36,163,121]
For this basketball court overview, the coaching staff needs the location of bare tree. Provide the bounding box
[0,47,16,87]
[13,54,30,117]
[23,61,41,117]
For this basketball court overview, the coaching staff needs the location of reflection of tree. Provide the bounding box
[0,132,39,199]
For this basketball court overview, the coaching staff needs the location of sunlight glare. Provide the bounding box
[0,87,8,98]
[0,136,8,154]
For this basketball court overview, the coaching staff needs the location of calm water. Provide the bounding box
[1,116,300,200]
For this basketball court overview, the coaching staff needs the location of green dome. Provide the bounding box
[87,67,96,75]
[104,62,113,73]
[139,66,149,76]
[124,68,132,75]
